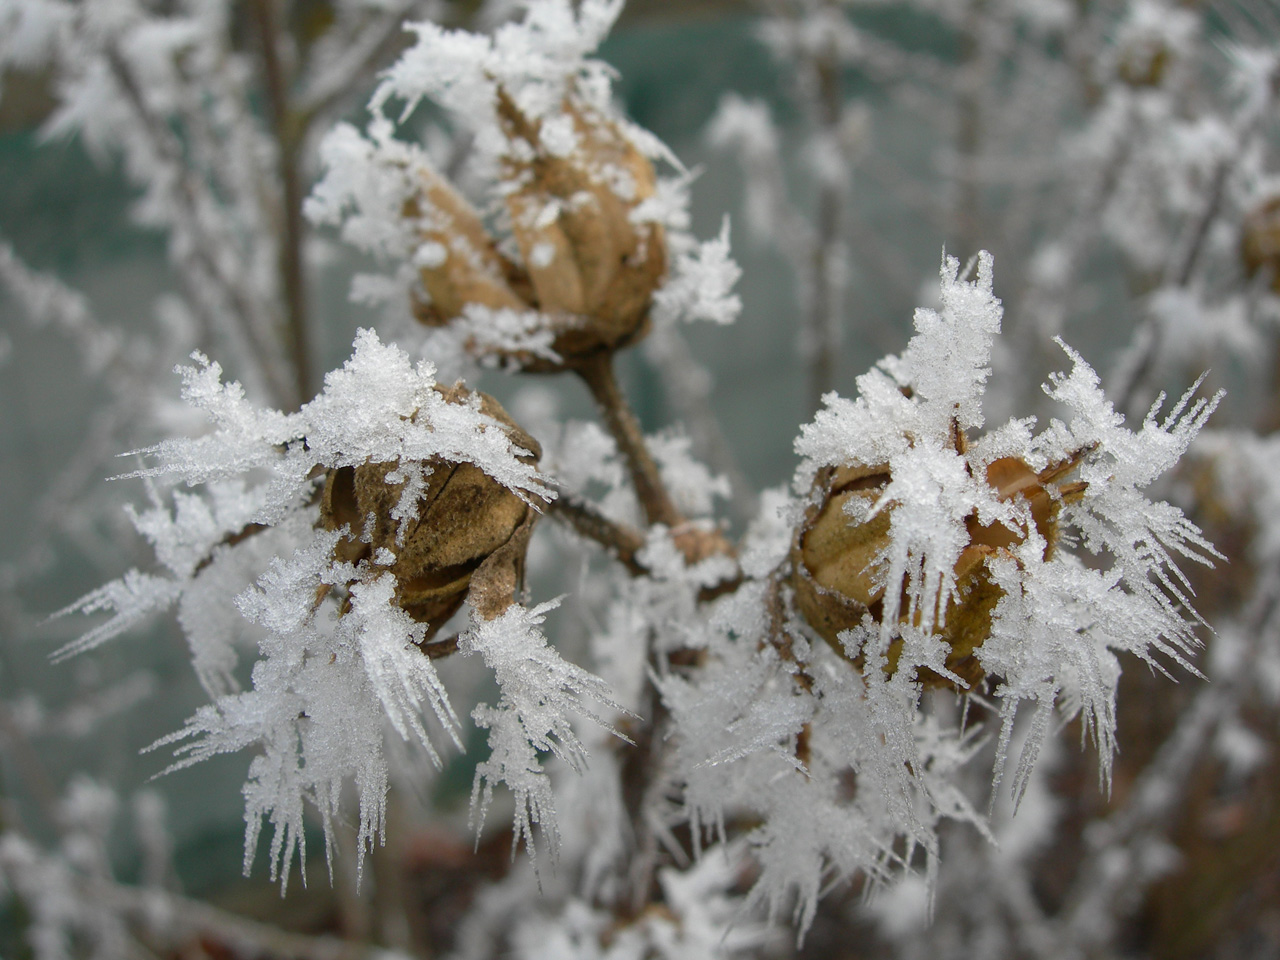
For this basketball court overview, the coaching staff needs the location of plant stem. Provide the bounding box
[548,489,648,575]
[251,0,313,406]
[953,0,988,263]
[619,657,668,918]
[575,351,685,529]
[807,37,844,414]
[105,47,294,408]
[88,875,378,960]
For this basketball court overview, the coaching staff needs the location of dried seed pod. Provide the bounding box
[496,92,666,363]
[409,171,530,325]
[320,386,542,639]
[406,93,666,371]
[1241,196,1280,293]
[791,455,1085,689]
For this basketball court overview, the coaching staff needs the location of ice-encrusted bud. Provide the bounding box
[320,385,543,638]
[410,91,666,370]
[791,452,1086,688]
[497,92,666,361]
[409,171,530,323]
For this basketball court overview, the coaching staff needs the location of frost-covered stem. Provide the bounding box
[645,327,758,523]
[0,704,60,817]
[1009,103,1134,320]
[952,0,989,261]
[298,3,419,121]
[1112,151,1236,415]
[548,489,648,576]
[575,351,685,529]
[618,648,669,917]
[103,47,293,408]
[1170,159,1232,290]
[251,0,313,405]
[807,43,844,414]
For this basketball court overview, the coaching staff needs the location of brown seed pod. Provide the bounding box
[319,385,543,641]
[496,92,666,363]
[791,455,1086,689]
[407,90,666,371]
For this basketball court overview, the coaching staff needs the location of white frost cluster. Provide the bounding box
[796,252,1219,798]
[59,328,607,884]
[651,252,1218,939]
[652,219,744,327]
[462,599,624,863]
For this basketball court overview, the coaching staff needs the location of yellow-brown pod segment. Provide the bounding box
[497,92,666,364]
[791,455,1086,689]
[409,171,528,325]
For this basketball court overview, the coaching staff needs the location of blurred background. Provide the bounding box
[3,1,1279,957]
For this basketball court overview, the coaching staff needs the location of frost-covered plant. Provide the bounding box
[4,0,1278,958]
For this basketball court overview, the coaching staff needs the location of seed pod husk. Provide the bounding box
[792,455,1085,689]
[320,386,542,640]
[497,93,666,363]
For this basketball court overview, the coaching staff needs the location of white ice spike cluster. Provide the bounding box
[795,251,1220,801]
[58,328,603,885]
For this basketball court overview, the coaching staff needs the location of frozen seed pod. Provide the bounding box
[791,454,1086,689]
[496,93,666,363]
[320,385,543,638]
[407,92,667,371]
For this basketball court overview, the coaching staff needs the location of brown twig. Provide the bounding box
[421,633,460,659]
[87,874,379,960]
[574,351,685,529]
[547,489,648,576]
[250,0,313,406]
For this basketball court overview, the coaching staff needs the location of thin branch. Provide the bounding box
[547,489,648,576]
[90,876,379,960]
[103,47,294,408]
[251,0,313,406]
[574,351,685,529]
[805,33,846,414]
[421,633,460,659]
[643,326,758,526]
[298,4,419,121]
[1055,684,1227,956]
